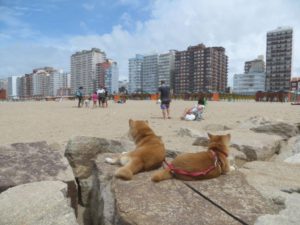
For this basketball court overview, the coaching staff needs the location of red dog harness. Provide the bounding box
[163,150,222,177]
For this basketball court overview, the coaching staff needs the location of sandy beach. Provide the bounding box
[0,99,299,150]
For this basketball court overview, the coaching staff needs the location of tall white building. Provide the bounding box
[71,48,106,95]
[233,56,265,95]
[158,50,176,89]
[128,54,144,93]
[102,60,119,94]
[32,69,50,96]
[142,54,159,94]
[7,76,21,99]
[49,71,71,96]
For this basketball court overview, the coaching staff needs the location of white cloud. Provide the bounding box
[1,0,300,87]
[82,3,95,11]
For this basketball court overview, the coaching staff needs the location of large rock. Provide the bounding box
[64,136,135,207]
[0,141,77,213]
[237,116,299,138]
[88,153,279,225]
[230,130,282,161]
[204,123,231,132]
[250,122,299,138]
[0,181,78,225]
[240,161,300,225]
[65,136,134,179]
[193,130,282,161]
[273,135,300,163]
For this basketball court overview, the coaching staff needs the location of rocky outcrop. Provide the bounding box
[0,141,77,213]
[204,123,231,132]
[250,122,299,138]
[88,153,278,225]
[192,130,282,161]
[0,181,78,225]
[240,161,300,225]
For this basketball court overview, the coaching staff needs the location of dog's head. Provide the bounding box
[128,119,151,142]
[208,133,231,147]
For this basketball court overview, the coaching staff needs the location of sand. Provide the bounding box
[0,99,299,151]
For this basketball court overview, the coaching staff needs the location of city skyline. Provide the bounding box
[0,0,300,87]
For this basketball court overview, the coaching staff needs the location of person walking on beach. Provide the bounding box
[76,87,83,108]
[158,80,171,119]
[97,86,105,107]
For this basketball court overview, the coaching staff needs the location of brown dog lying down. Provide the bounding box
[152,133,232,182]
[105,119,166,180]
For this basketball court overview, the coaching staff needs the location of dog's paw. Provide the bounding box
[230,165,235,171]
[105,157,115,164]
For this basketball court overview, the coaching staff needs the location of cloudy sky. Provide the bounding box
[0,0,299,86]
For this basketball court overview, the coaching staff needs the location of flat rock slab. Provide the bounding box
[187,171,279,225]
[95,153,278,225]
[0,181,78,225]
[0,141,77,212]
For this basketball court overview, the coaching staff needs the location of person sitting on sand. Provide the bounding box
[181,98,205,121]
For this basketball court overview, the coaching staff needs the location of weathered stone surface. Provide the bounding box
[240,161,300,200]
[88,153,279,225]
[0,142,77,212]
[176,127,205,138]
[192,130,282,161]
[65,136,134,178]
[255,193,300,225]
[0,181,78,225]
[95,153,239,225]
[284,153,300,164]
[204,123,231,132]
[240,161,300,225]
[250,122,299,138]
[64,136,134,207]
[230,130,282,161]
[237,116,273,129]
[273,135,300,163]
[187,171,279,225]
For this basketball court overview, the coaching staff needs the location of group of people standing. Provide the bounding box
[76,86,108,108]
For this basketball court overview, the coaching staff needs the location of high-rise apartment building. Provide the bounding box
[19,74,33,98]
[128,54,144,94]
[244,55,265,73]
[141,54,159,94]
[50,71,71,96]
[32,69,51,97]
[233,56,266,95]
[173,44,228,94]
[158,50,176,89]
[7,76,21,99]
[71,48,106,95]
[96,59,119,94]
[0,78,8,90]
[266,27,293,92]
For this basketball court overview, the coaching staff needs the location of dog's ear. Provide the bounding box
[129,119,133,127]
[207,133,213,139]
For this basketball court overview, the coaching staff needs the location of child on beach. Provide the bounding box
[181,97,205,121]
[92,92,98,108]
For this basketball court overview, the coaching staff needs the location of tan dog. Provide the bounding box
[105,119,166,180]
[151,133,231,182]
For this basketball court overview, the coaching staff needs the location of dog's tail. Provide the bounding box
[151,168,172,182]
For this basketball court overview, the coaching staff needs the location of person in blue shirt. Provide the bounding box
[76,87,83,108]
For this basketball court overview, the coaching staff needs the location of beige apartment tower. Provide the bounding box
[71,48,106,95]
